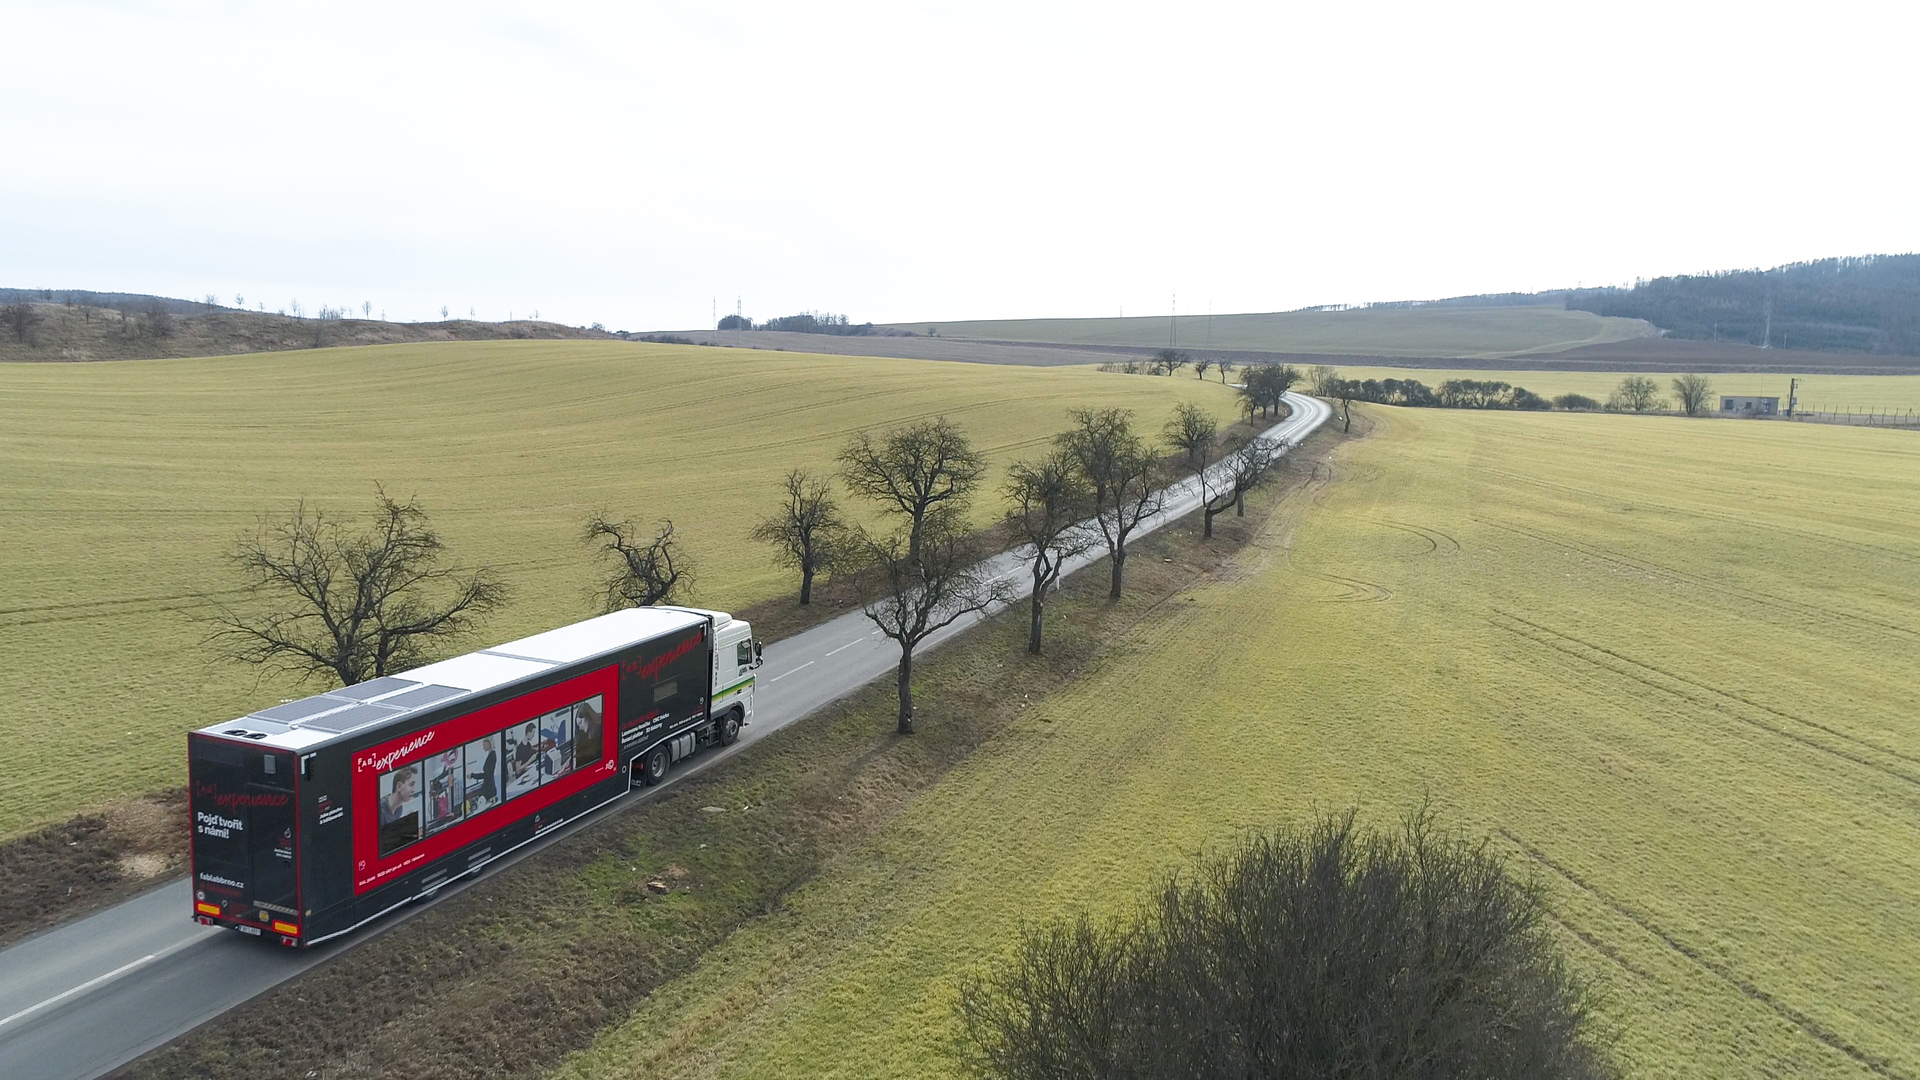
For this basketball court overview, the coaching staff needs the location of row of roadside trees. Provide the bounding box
[209,404,1291,738]
[750,406,1286,731]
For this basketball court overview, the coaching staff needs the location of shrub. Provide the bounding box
[957,810,1617,1080]
[1554,393,1603,411]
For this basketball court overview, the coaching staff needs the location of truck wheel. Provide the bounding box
[719,710,741,746]
[641,745,670,785]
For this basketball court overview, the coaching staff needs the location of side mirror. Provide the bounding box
[752,640,764,668]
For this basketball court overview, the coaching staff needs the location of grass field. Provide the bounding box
[891,306,1654,358]
[551,409,1920,1079]
[1316,364,1920,414]
[0,341,1240,839]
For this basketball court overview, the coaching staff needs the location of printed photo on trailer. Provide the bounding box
[574,696,604,768]
[503,721,542,800]
[542,706,575,782]
[377,762,423,856]
[462,734,501,816]
[423,748,465,835]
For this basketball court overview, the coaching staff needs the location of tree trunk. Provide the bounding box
[1204,506,1217,538]
[1236,492,1245,517]
[799,564,814,606]
[896,648,915,734]
[1109,548,1125,600]
[1028,590,1045,654]
[1343,406,1353,433]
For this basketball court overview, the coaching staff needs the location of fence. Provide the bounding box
[1787,407,1920,429]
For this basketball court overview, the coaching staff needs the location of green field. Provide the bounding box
[553,409,1920,1079]
[0,341,1240,839]
[893,306,1653,358]
[1318,364,1920,414]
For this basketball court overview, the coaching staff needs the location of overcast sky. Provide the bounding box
[4,0,1915,330]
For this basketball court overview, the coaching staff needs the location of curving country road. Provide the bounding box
[0,393,1330,1080]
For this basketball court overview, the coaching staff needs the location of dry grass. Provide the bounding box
[549,407,1918,1080]
[0,789,185,948]
[0,340,1240,840]
[118,476,1278,1080]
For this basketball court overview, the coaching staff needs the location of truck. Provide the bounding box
[186,606,759,947]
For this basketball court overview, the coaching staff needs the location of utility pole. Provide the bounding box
[1787,377,1799,418]
[1762,298,1773,349]
[1169,293,1176,349]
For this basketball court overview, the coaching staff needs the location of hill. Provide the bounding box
[1566,254,1920,355]
[0,340,1241,839]
[0,292,617,362]
[885,305,1654,360]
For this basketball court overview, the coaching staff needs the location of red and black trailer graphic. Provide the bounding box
[188,609,720,946]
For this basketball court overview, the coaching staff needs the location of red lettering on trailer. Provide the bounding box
[629,629,705,681]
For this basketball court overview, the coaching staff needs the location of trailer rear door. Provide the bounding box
[190,735,298,929]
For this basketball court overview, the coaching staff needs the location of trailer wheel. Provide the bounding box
[719,709,741,746]
[641,745,670,785]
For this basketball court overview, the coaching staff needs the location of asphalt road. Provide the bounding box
[0,392,1330,1080]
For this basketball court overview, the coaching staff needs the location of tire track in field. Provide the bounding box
[1476,516,1918,641]
[1540,910,1655,982]
[1503,830,1909,1080]
[1368,519,1461,556]
[1487,612,1920,790]
[1496,609,1920,770]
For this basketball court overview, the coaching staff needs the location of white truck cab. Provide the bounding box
[662,607,760,728]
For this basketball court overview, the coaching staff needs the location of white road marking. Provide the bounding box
[0,934,206,1029]
[768,661,815,682]
[825,639,864,657]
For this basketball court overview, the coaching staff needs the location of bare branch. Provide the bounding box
[749,468,845,605]
[583,514,693,611]
[853,520,1013,733]
[207,489,509,687]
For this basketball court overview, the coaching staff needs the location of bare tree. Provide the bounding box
[1150,348,1189,376]
[839,416,984,565]
[1061,408,1163,600]
[749,467,845,605]
[854,520,1011,733]
[1164,402,1218,468]
[583,515,692,609]
[1192,357,1212,380]
[204,293,219,312]
[363,300,373,319]
[1672,373,1713,416]
[1608,375,1662,413]
[144,301,174,338]
[209,489,510,688]
[3,301,41,344]
[1308,364,1341,396]
[1199,436,1283,538]
[1336,379,1357,432]
[1217,358,1235,384]
[1005,451,1096,654]
[1239,363,1301,420]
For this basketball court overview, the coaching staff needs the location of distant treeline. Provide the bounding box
[1564,254,1920,355]
[1323,373,1552,411]
[717,311,908,337]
